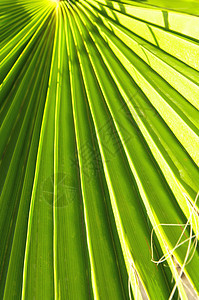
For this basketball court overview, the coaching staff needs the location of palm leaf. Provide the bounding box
[0,0,199,299]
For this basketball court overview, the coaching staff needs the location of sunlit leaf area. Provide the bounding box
[0,0,199,299]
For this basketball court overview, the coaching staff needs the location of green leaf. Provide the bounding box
[0,0,199,299]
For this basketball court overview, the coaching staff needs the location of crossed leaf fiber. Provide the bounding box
[0,0,199,299]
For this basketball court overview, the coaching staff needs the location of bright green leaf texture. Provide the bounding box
[0,0,199,299]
